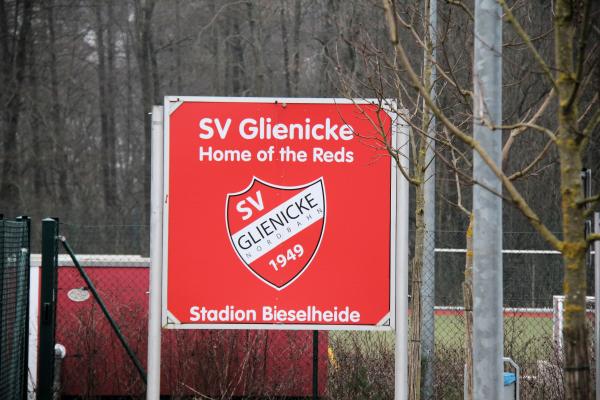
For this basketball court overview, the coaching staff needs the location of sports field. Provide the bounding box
[327,310,588,399]
[435,312,552,346]
[330,310,556,362]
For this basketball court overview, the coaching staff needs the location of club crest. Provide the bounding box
[226,177,326,290]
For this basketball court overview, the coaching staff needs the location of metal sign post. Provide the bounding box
[146,106,164,400]
[395,116,410,400]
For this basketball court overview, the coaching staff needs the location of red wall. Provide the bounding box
[56,265,328,397]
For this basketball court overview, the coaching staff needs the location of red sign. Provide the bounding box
[163,97,398,329]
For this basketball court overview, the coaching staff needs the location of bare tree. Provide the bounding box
[335,3,439,398]
[383,0,599,397]
[133,0,158,242]
[94,0,117,209]
[0,0,33,213]
[45,0,71,207]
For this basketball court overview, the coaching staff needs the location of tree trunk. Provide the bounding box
[318,0,336,96]
[280,1,291,97]
[125,26,133,176]
[175,0,182,93]
[28,15,45,202]
[0,0,33,212]
[407,7,438,397]
[107,0,118,208]
[408,127,430,400]
[94,2,116,209]
[463,214,474,400]
[230,13,246,96]
[208,1,221,94]
[291,0,301,95]
[558,143,589,399]
[223,18,231,95]
[134,0,156,250]
[554,0,590,398]
[408,179,425,400]
[246,2,264,96]
[47,0,70,207]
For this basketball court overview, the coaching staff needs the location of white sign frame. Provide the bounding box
[158,96,408,331]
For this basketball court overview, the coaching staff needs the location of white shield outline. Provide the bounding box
[225,176,326,291]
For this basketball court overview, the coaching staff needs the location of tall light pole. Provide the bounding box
[472,0,503,398]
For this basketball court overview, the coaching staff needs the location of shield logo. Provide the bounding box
[226,177,326,290]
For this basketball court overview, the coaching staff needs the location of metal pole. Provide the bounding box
[0,216,4,396]
[52,344,66,400]
[583,170,592,273]
[395,113,410,400]
[147,105,164,399]
[38,218,59,400]
[27,251,40,400]
[472,0,503,398]
[312,330,319,399]
[422,0,437,397]
[594,212,599,400]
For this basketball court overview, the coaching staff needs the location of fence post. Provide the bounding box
[37,218,59,400]
[594,212,599,400]
[0,215,4,397]
[17,216,31,400]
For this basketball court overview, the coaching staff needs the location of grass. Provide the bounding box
[327,314,565,399]
[330,314,553,345]
[329,313,555,362]
[436,314,552,345]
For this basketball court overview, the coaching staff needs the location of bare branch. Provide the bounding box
[588,233,600,244]
[440,48,474,103]
[382,0,398,44]
[445,0,474,22]
[568,0,592,111]
[382,1,563,251]
[578,194,600,208]
[348,101,420,186]
[508,139,554,181]
[580,108,600,153]
[444,129,471,215]
[579,93,598,124]
[499,0,558,91]
[502,89,555,166]
[503,28,553,48]
[396,9,474,102]
[495,122,557,142]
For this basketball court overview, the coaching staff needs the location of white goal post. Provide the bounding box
[552,295,596,351]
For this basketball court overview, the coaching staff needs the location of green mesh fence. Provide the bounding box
[0,217,30,400]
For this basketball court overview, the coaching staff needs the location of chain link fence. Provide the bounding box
[0,217,30,400]
[37,224,597,399]
[49,223,327,399]
[420,231,596,400]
